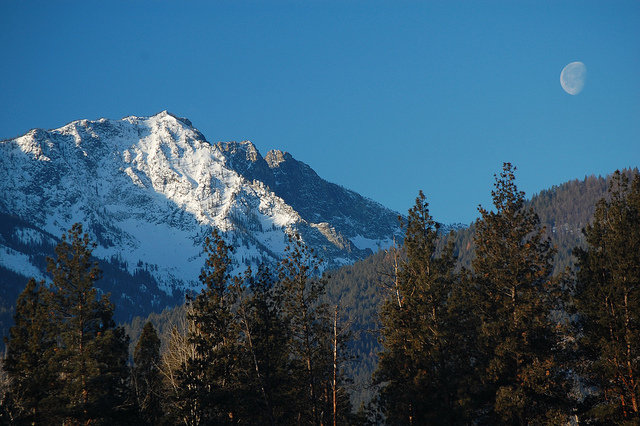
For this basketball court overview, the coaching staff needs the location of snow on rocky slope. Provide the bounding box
[0,111,402,298]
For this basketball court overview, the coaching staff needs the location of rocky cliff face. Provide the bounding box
[0,111,402,304]
[217,140,402,251]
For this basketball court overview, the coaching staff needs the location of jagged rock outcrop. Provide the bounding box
[0,111,402,303]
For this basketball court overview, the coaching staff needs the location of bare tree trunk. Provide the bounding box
[393,242,402,308]
[160,307,199,425]
[239,303,276,425]
[333,306,338,426]
[624,292,639,413]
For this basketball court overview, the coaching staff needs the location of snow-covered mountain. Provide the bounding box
[0,111,402,319]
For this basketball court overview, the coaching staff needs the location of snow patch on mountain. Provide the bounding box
[0,247,47,281]
[0,111,402,297]
[350,235,396,252]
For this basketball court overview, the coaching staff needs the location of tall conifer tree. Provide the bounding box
[133,321,163,425]
[375,191,463,425]
[46,223,130,425]
[278,233,337,425]
[179,228,241,425]
[2,278,55,424]
[471,163,568,424]
[235,264,293,425]
[574,170,640,423]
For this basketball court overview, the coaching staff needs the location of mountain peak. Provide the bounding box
[149,110,194,128]
[216,140,260,162]
[0,112,401,302]
[265,149,291,168]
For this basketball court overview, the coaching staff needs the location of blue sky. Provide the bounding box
[2,1,638,224]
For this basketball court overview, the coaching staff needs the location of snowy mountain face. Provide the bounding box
[0,111,402,315]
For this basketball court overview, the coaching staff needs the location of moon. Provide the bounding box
[560,62,587,95]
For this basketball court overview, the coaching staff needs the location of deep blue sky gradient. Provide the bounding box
[2,1,638,224]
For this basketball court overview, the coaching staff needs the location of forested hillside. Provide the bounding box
[3,166,639,425]
[123,168,639,419]
[0,212,183,341]
[326,167,640,420]
[449,168,637,273]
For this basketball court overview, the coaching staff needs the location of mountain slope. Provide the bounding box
[0,111,402,310]
[218,142,401,242]
[446,168,638,273]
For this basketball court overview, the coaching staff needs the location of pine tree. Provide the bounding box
[375,191,464,425]
[573,170,640,423]
[278,233,336,425]
[46,223,130,424]
[470,163,568,424]
[2,278,55,424]
[178,228,241,425]
[133,321,163,425]
[235,264,293,425]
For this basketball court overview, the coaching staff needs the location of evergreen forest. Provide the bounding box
[1,164,639,425]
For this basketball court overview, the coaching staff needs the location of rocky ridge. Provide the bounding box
[0,111,402,309]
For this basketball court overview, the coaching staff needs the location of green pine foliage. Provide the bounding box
[2,224,131,425]
[46,224,131,425]
[277,232,353,425]
[124,303,188,357]
[0,212,182,341]
[375,191,468,425]
[158,231,357,425]
[4,167,639,425]
[1,278,55,424]
[469,163,570,424]
[234,264,293,424]
[573,170,640,423]
[132,321,163,425]
[178,228,242,424]
[324,248,392,412]
[452,169,638,274]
